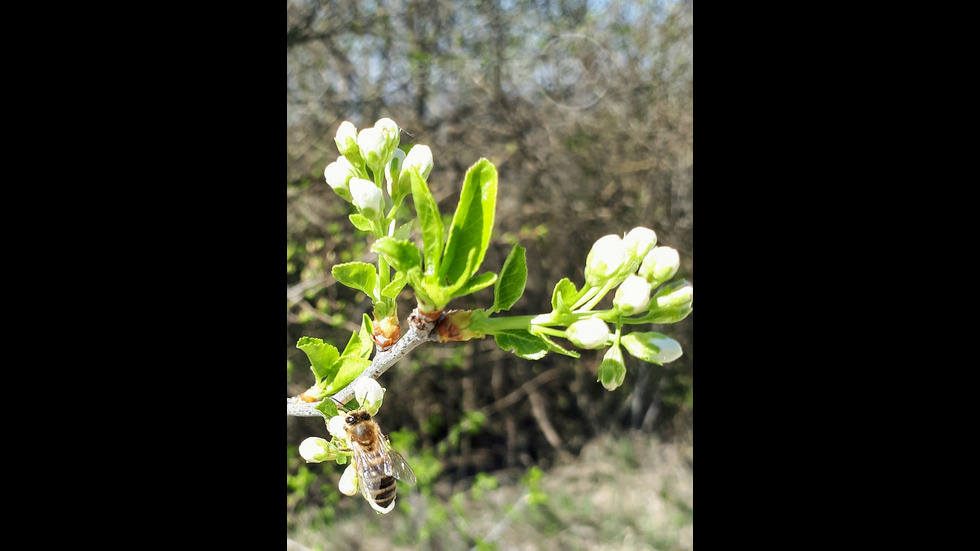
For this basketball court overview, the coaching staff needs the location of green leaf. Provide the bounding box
[324,356,373,394]
[443,246,479,296]
[361,313,373,344]
[341,314,374,359]
[493,329,549,360]
[405,267,436,308]
[372,237,422,274]
[392,220,414,241]
[332,262,378,298]
[373,299,392,320]
[490,243,527,314]
[296,337,340,384]
[452,271,497,299]
[551,278,578,313]
[348,214,374,233]
[439,158,497,288]
[381,271,408,298]
[409,167,443,277]
[315,399,340,419]
[530,328,581,358]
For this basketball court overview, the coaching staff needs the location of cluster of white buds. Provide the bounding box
[566,227,692,391]
[583,226,690,318]
[324,118,434,223]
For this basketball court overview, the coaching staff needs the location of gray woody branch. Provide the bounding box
[286,312,441,418]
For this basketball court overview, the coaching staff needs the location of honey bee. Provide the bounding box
[342,409,416,514]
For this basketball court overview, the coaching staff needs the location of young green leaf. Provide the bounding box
[296,337,340,384]
[530,328,581,358]
[348,214,374,233]
[453,271,498,298]
[493,329,549,360]
[340,314,374,359]
[315,399,340,419]
[373,299,393,320]
[550,277,578,313]
[490,243,527,314]
[392,220,414,241]
[381,271,408,299]
[439,158,497,288]
[331,262,378,299]
[323,356,373,394]
[372,237,422,274]
[405,267,438,310]
[409,167,443,277]
[443,247,479,296]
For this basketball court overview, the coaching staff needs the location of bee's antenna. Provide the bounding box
[331,396,352,412]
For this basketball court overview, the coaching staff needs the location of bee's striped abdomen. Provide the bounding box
[373,475,397,508]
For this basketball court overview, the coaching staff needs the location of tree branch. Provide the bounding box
[287,311,441,418]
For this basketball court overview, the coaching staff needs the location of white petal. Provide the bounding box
[369,497,396,514]
[327,415,348,439]
[298,437,328,462]
[336,121,357,142]
[339,464,359,496]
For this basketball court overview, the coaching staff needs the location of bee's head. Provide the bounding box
[345,410,372,425]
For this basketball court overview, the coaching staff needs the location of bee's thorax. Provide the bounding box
[350,421,378,447]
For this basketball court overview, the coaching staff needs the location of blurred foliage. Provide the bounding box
[287,0,692,546]
[288,432,693,550]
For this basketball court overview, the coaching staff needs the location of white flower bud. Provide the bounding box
[334,121,363,167]
[335,121,357,149]
[403,144,433,180]
[298,437,336,463]
[584,234,626,287]
[396,144,434,196]
[327,415,348,441]
[353,377,385,416]
[385,148,407,197]
[357,127,387,173]
[653,280,693,309]
[358,118,399,175]
[324,156,356,202]
[622,227,657,262]
[375,118,400,146]
[641,333,683,364]
[349,177,383,218]
[620,331,683,365]
[597,344,626,391]
[566,318,611,350]
[639,246,680,286]
[613,274,653,316]
[339,464,359,496]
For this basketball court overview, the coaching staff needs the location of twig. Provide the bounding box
[527,390,573,460]
[287,311,441,418]
[478,367,561,415]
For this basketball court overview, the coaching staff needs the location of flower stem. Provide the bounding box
[579,279,617,311]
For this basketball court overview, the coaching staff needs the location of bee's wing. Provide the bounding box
[350,442,390,494]
[385,446,417,486]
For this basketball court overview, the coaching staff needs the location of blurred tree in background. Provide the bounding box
[287,0,692,545]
